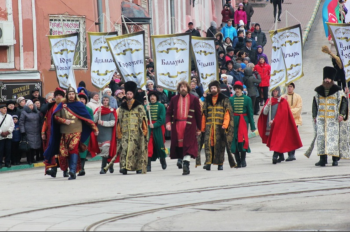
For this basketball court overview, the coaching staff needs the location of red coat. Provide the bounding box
[258,98,302,153]
[221,9,233,23]
[254,63,271,87]
[234,10,247,25]
[166,94,202,159]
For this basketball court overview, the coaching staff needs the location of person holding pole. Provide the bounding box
[258,86,302,165]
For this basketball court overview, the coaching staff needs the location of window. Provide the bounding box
[49,15,87,69]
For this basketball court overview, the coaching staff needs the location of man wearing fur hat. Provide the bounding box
[43,86,99,180]
[117,81,148,175]
[229,81,256,168]
[306,67,349,167]
[258,86,302,164]
[201,81,234,171]
[145,91,167,172]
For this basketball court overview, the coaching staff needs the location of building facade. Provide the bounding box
[0,0,222,97]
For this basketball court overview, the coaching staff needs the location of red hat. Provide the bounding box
[54,87,66,97]
[233,81,243,90]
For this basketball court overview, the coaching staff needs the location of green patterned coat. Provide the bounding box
[79,106,93,159]
[117,100,148,173]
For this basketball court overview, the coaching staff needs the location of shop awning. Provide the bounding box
[122,1,151,24]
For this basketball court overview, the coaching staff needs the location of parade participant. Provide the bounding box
[93,95,118,175]
[258,87,302,164]
[230,81,256,168]
[201,81,234,171]
[166,81,202,175]
[145,91,167,172]
[307,67,349,167]
[41,88,65,178]
[103,88,118,109]
[77,93,93,176]
[117,81,148,175]
[43,85,99,180]
[0,103,14,169]
[282,83,302,161]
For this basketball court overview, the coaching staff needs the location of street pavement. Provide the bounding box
[1,2,350,231]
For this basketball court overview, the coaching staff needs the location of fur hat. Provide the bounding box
[6,100,16,107]
[234,81,244,91]
[208,80,220,90]
[148,91,159,102]
[54,87,66,97]
[124,81,138,96]
[78,93,88,104]
[323,66,336,80]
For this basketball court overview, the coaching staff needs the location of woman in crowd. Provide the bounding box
[87,92,102,113]
[223,37,233,52]
[234,3,247,28]
[103,88,118,109]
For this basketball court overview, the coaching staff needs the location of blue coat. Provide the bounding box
[12,123,21,142]
[221,25,237,41]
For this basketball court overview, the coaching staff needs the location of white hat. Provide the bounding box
[26,100,33,106]
[239,20,244,26]
[103,88,112,95]
[17,97,25,104]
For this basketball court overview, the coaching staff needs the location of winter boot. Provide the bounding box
[218,165,223,171]
[205,164,211,171]
[235,153,242,168]
[120,169,127,175]
[182,161,190,175]
[286,152,296,161]
[63,170,69,177]
[109,163,114,174]
[100,157,107,174]
[78,158,86,176]
[136,170,142,174]
[241,152,247,168]
[319,155,327,167]
[332,156,339,166]
[177,159,183,169]
[277,153,285,163]
[160,157,167,170]
[68,154,78,180]
[272,152,279,164]
[50,167,57,178]
[147,157,152,172]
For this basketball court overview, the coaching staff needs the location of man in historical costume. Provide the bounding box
[258,86,302,164]
[166,81,202,175]
[43,86,99,180]
[77,93,94,176]
[117,81,148,175]
[93,95,118,175]
[282,82,303,162]
[230,81,256,168]
[306,67,349,167]
[42,87,66,178]
[145,91,167,172]
[201,81,234,171]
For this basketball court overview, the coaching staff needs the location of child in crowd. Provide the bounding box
[11,115,21,165]
[237,20,246,38]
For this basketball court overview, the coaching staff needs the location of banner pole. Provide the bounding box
[122,15,130,34]
[99,90,102,121]
[274,12,278,31]
[286,10,288,27]
[144,90,153,126]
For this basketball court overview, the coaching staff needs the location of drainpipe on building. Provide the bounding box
[97,0,103,32]
[149,0,153,36]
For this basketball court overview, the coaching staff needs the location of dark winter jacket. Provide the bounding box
[7,107,21,118]
[19,106,42,149]
[12,122,21,142]
[256,45,269,64]
[243,3,254,20]
[24,94,47,107]
[270,0,284,3]
[186,29,201,37]
[243,67,261,97]
[207,22,217,38]
[242,46,257,64]
[233,37,245,50]
[109,80,120,96]
[158,91,169,105]
[252,28,267,47]
[221,8,234,23]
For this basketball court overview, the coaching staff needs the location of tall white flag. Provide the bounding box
[48,33,78,90]
[269,31,287,91]
[151,33,191,91]
[191,37,218,92]
[106,31,146,88]
[88,32,118,89]
[328,23,350,82]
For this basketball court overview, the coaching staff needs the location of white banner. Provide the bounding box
[269,31,287,91]
[278,24,304,85]
[106,31,146,88]
[328,23,350,82]
[191,37,218,92]
[151,33,191,91]
[88,32,118,89]
[48,33,78,90]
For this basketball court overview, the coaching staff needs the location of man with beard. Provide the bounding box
[42,87,65,178]
[117,81,148,175]
[145,91,167,172]
[229,81,256,168]
[258,86,302,164]
[201,81,234,171]
[306,67,349,166]
[166,81,202,175]
[43,86,99,180]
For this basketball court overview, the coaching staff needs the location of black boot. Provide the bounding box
[182,161,190,175]
[120,168,127,175]
[100,157,107,174]
[136,170,142,174]
[160,157,167,170]
[318,155,327,167]
[63,170,69,177]
[272,152,279,164]
[332,156,339,166]
[27,152,32,165]
[205,164,211,171]
[78,158,86,176]
[147,157,151,172]
[235,152,242,168]
[50,167,57,178]
[286,152,296,161]
[68,154,78,180]
[177,159,183,169]
[241,152,247,168]
[218,165,223,171]
[109,163,114,174]
[277,153,285,163]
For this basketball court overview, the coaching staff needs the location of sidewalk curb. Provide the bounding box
[303,0,322,45]
[1,132,260,173]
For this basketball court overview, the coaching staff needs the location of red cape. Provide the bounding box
[90,107,119,163]
[258,98,302,153]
